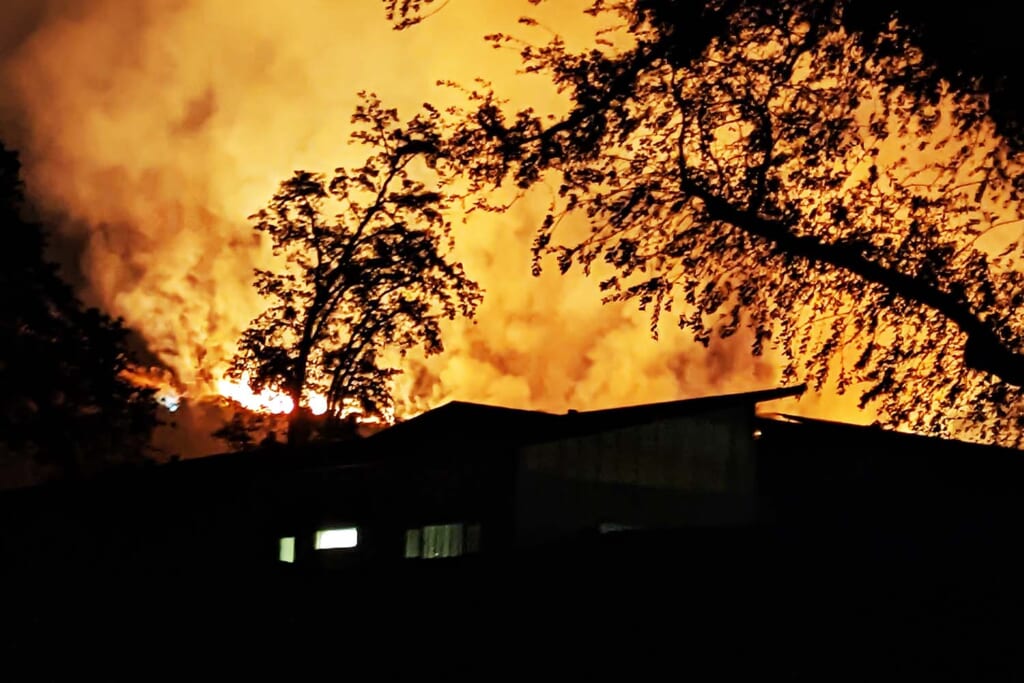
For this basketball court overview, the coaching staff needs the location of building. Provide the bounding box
[3,383,1024,581]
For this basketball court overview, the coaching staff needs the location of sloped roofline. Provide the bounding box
[369,384,807,449]
[566,384,807,422]
[428,383,807,420]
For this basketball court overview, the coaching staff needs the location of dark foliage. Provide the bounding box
[420,0,1024,443]
[229,94,481,443]
[0,143,157,482]
[839,1,1024,150]
[382,0,446,30]
[211,411,264,452]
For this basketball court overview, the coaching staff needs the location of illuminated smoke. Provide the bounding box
[0,0,869,456]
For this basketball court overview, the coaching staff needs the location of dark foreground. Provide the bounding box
[2,528,1021,679]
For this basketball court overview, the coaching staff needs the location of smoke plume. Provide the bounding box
[0,0,861,456]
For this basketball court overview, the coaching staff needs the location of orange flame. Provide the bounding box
[215,374,332,416]
[212,374,393,428]
[215,374,301,415]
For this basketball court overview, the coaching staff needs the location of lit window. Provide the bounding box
[404,529,422,558]
[279,536,295,563]
[405,522,480,559]
[315,527,359,550]
[423,523,464,559]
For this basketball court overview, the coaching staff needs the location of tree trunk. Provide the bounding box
[287,342,312,446]
[287,407,312,446]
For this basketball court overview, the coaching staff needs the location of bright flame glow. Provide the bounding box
[216,374,294,414]
[215,373,331,416]
[308,393,328,416]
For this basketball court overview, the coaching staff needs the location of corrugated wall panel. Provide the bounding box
[521,406,754,494]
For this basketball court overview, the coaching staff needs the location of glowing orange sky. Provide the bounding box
[0,0,875,455]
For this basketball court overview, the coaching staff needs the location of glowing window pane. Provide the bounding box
[405,529,422,558]
[279,536,295,563]
[315,527,358,550]
[423,524,464,559]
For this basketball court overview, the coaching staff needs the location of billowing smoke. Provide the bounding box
[0,0,864,456]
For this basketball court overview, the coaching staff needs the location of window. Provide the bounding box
[279,536,295,563]
[404,528,422,559]
[404,522,480,559]
[424,524,463,558]
[315,527,359,550]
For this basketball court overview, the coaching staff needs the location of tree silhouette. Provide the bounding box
[838,1,1024,150]
[229,94,481,444]
[382,0,453,30]
[211,411,262,452]
[0,142,158,483]
[409,0,1024,443]
[385,1,1024,143]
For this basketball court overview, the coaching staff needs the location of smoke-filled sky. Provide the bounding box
[0,0,869,456]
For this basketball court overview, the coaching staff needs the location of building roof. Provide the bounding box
[754,411,1024,495]
[552,384,807,439]
[758,411,1022,457]
[2,384,808,497]
[368,384,807,451]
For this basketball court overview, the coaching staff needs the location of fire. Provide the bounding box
[308,393,328,417]
[215,374,328,416]
[211,374,393,432]
[215,375,294,415]
[0,0,941,456]
[122,363,333,419]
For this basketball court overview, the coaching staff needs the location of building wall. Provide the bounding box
[268,448,518,568]
[514,406,758,546]
[755,418,1024,533]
